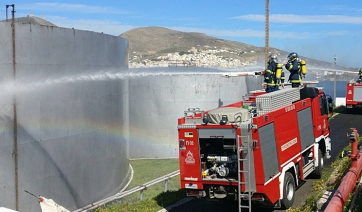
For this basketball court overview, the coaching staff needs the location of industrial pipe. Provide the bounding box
[324,128,362,212]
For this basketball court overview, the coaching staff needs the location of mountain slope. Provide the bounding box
[120,27,285,67]
[120,26,264,54]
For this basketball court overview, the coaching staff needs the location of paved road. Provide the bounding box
[167,112,362,212]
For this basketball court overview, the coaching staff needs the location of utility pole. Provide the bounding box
[6,4,18,210]
[265,0,269,69]
[333,55,337,106]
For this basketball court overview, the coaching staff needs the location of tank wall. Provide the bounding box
[128,70,262,158]
[0,22,129,211]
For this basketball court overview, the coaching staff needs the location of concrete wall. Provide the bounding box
[0,22,129,211]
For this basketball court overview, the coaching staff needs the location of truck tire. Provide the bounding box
[313,149,323,178]
[281,172,295,209]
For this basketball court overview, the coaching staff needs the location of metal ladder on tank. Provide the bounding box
[237,123,253,212]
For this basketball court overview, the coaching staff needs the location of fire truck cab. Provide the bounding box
[177,87,333,210]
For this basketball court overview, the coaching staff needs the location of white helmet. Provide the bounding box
[268,54,277,63]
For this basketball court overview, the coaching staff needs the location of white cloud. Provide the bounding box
[234,14,362,24]
[17,2,131,15]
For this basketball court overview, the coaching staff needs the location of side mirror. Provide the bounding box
[327,96,333,117]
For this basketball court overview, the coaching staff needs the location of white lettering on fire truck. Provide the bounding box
[185,151,196,164]
[281,138,298,151]
[184,177,198,181]
[185,183,198,189]
[348,90,352,95]
[186,140,194,145]
[285,104,295,113]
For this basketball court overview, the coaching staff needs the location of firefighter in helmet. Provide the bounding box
[284,52,306,88]
[358,68,362,83]
[264,54,285,93]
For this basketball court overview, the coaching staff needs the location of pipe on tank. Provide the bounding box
[324,128,362,212]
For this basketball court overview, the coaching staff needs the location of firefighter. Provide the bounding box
[358,68,362,83]
[264,54,285,93]
[284,52,305,88]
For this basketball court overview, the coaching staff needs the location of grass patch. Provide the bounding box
[333,106,347,114]
[124,158,181,203]
[93,158,183,212]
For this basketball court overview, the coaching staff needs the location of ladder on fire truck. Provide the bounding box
[237,120,256,212]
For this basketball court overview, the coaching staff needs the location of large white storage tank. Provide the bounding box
[0,22,130,212]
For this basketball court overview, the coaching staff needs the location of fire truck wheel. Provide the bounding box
[281,172,295,209]
[313,149,323,178]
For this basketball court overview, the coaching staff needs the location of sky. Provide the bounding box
[2,1,362,69]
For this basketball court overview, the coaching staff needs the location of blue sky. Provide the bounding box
[3,1,362,69]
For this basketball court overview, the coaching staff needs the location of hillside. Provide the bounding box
[120,27,266,54]
[120,27,284,68]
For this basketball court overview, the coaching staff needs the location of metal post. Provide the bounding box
[6,4,14,22]
[8,4,18,211]
[164,179,168,192]
[6,5,9,21]
[140,190,143,201]
[333,55,337,106]
[333,72,336,106]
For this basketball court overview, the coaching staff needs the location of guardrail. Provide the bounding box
[74,169,180,212]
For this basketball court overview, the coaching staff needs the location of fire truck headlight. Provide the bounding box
[203,116,209,124]
[220,115,228,125]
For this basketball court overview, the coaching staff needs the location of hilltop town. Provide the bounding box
[128,46,262,68]
[127,44,358,82]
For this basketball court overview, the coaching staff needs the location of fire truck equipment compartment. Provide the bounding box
[207,107,250,124]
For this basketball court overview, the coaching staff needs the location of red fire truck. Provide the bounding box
[177,87,333,211]
[346,80,362,109]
